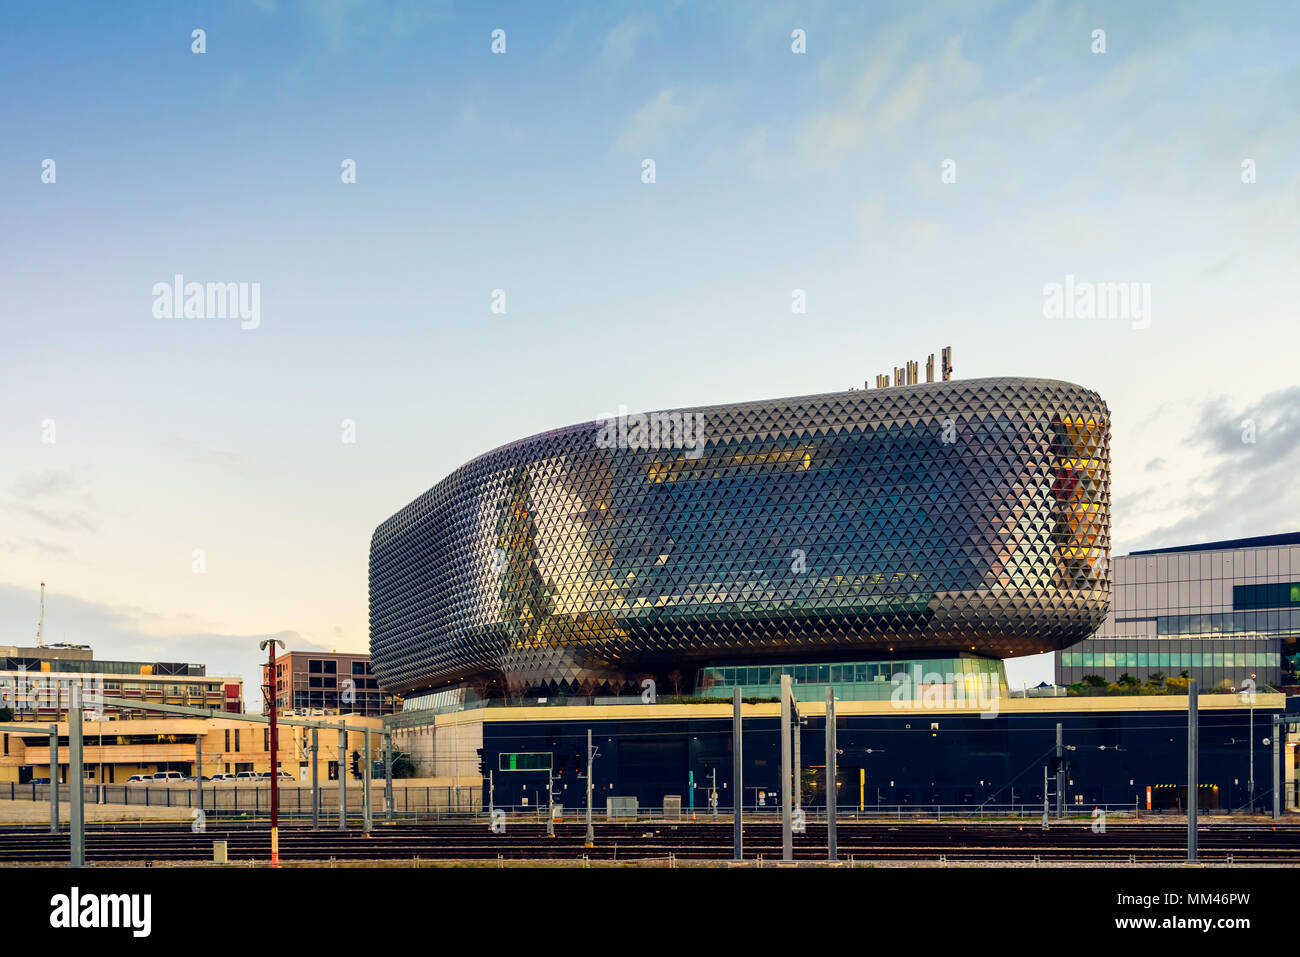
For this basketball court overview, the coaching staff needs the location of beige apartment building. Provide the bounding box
[0,713,383,785]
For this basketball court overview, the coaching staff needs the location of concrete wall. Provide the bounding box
[394,714,481,780]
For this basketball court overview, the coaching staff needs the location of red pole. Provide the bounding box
[268,644,279,866]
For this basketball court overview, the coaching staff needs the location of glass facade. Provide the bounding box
[696,656,1008,702]
[370,377,1110,698]
[1056,537,1300,689]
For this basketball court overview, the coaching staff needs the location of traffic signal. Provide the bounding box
[349,750,360,778]
[476,748,485,774]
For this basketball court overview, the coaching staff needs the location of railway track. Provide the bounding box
[3,821,1300,864]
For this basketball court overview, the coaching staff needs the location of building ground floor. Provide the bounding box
[390,694,1300,815]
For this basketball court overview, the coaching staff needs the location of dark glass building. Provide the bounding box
[370,377,1111,699]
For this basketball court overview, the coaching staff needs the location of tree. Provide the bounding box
[667,669,684,696]
[1082,674,1108,689]
[391,751,417,779]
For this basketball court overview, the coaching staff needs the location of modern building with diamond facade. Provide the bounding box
[369,377,1111,702]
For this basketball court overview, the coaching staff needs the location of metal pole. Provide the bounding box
[546,765,554,837]
[826,686,837,862]
[584,729,594,847]
[70,684,84,867]
[196,736,203,818]
[1272,716,1281,820]
[1187,679,1198,862]
[711,767,717,817]
[267,643,280,866]
[732,686,743,861]
[793,703,802,812]
[780,674,792,862]
[337,727,347,830]
[1055,723,1064,820]
[48,724,58,834]
[383,730,393,824]
[1041,765,1049,829]
[1248,692,1255,813]
[311,728,319,829]
[489,769,495,820]
[363,730,372,833]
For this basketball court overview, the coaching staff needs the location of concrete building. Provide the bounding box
[0,712,382,785]
[265,650,399,717]
[0,647,244,722]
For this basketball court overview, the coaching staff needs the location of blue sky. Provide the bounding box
[2,1,1298,700]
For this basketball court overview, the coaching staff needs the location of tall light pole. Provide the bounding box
[1249,672,1256,813]
[259,638,285,866]
[780,674,792,862]
[1187,679,1198,862]
[825,686,837,862]
[584,728,597,848]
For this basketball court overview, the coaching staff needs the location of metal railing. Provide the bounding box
[3,781,478,818]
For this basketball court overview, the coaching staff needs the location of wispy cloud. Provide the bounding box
[614,86,726,155]
[1126,386,1300,550]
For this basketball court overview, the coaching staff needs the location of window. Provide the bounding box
[234,730,241,752]
[264,728,270,751]
[224,729,230,751]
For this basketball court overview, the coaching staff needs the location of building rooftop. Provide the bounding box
[1129,532,1300,556]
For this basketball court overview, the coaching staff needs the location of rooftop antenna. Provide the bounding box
[36,581,46,648]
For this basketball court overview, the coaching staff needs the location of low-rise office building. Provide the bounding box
[266,650,399,717]
[0,713,382,785]
[1056,532,1300,691]
[0,667,243,721]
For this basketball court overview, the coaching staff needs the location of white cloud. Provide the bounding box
[614,87,724,154]
[600,19,647,72]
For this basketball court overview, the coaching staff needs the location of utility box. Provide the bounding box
[663,796,681,821]
[212,840,227,864]
[607,796,638,819]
